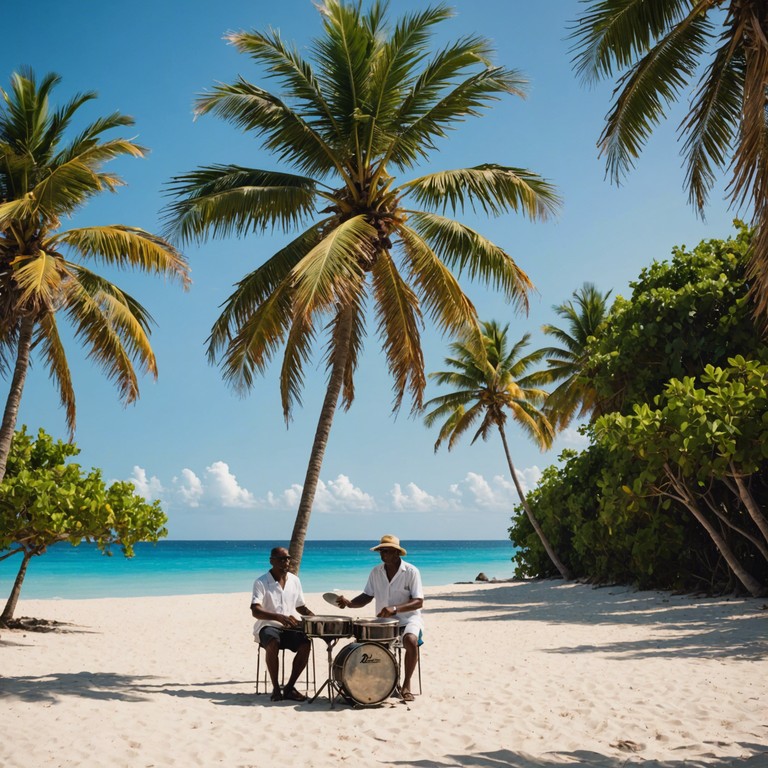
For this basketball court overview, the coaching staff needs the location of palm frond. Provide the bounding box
[396,223,476,335]
[290,215,375,315]
[34,313,76,436]
[11,251,63,311]
[569,0,695,83]
[195,78,341,179]
[61,274,156,405]
[207,224,325,363]
[219,279,295,395]
[227,27,339,137]
[598,13,713,183]
[371,250,425,412]
[164,165,320,244]
[364,5,455,152]
[49,226,190,287]
[402,165,560,220]
[407,211,534,311]
[279,307,317,420]
[388,68,526,169]
[325,275,368,411]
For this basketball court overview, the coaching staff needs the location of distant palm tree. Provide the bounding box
[164,1,560,571]
[425,320,572,580]
[569,1,768,320]
[0,69,190,481]
[539,282,612,429]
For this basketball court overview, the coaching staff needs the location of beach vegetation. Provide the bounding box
[595,357,768,597]
[512,225,768,595]
[425,320,572,580]
[164,1,559,570]
[0,426,167,627]
[569,1,768,323]
[539,282,613,430]
[0,69,190,483]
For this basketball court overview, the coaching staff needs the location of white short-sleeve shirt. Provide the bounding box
[363,560,424,630]
[251,570,306,637]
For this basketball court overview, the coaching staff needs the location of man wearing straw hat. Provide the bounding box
[336,534,424,702]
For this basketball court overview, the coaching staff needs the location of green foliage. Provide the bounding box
[514,225,768,594]
[0,426,166,568]
[588,222,763,415]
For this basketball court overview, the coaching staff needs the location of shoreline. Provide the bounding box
[2,581,766,767]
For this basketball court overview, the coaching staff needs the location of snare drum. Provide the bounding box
[302,615,353,639]
[352,618,399,643]
[332,642,398,706]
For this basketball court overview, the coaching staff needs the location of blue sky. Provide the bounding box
[4,0,738,540]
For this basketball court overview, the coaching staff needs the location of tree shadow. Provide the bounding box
[0,671,159,703]
[385,745,768,767]
[427,582,768,661]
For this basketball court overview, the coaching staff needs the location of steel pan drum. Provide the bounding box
[302,615,353,639]
[332,642,398,706]
[353,618,399,642]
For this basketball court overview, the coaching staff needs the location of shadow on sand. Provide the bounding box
[428,582,768,661]
[384,745,768,767]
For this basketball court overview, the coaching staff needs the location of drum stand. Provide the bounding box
[309,638,346,708]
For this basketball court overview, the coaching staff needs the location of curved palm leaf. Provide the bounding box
[164,166,320,244]
[50,226,189,285]
[402,164,560,220]
[407,211,533,310]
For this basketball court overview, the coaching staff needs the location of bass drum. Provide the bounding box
[332,642,398,706]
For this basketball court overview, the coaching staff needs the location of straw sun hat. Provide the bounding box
[370,534,406,556]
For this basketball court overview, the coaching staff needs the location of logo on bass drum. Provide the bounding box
[360,653,381,664]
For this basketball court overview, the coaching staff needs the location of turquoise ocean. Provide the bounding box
[0,540,518,600]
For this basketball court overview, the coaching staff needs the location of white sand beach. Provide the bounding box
[1,581,767,767]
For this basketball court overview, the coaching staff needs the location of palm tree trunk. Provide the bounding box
[498,423,573,580]
[0,548,33,627]
[288,306,355,573]
[665,464,766,597]
[0,315,35,483]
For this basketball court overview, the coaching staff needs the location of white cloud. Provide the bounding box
[174,468,204,507]
[129,466,165,502]
[263,474,375,514]
[205,461,256,508]
[391,482,452,512]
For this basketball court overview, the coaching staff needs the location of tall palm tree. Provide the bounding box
[424,320,573,580]
[0,69,190,481]
[539,282,612,429]
[164,1,560,572]
[569,1,768,320]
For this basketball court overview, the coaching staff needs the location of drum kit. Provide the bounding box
[302,614,400,707]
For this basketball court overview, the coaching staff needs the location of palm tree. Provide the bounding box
[539,282,612,430]
[0,69,190,481]
[424,320,573,580]
[164,1,560,571]
[569,1,768,320]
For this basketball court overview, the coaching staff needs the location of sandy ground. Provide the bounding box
[1,580,767,767]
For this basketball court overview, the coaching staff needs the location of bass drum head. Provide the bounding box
[332,642,397,706]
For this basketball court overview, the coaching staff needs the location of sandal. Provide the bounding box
[270,689,283,702]
[282,686,307,702]
[401,689,415,702]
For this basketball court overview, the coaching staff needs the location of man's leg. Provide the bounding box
[259,628,283,701]
[283,634,311,701]
[401,632,418,699]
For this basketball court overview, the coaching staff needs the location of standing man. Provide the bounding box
[335,534,424,702]
[251,546,314,702]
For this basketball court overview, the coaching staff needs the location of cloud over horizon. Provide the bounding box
[129,461,543,518]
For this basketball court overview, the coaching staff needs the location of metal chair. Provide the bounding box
[255,636,316,695]
[391,632,422,695]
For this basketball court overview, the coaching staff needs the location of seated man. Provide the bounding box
[335,534,424,702]
[251,546,314,701]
